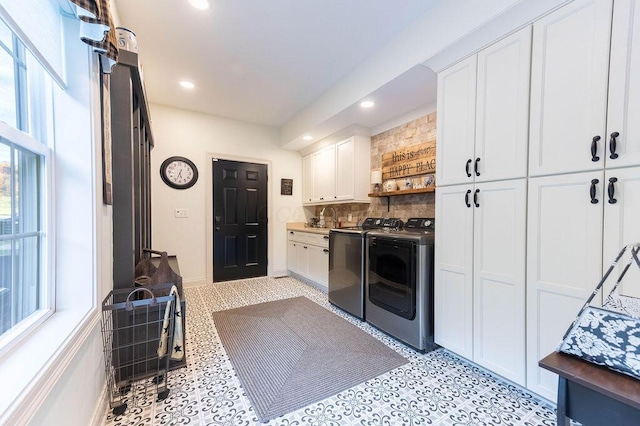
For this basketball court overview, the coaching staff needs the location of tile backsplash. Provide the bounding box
[313,112,437,224]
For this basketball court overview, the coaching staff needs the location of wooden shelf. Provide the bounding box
[368,187,436,197]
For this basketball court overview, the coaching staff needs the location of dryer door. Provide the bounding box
[368,237,416,320]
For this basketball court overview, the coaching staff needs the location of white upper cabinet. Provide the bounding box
[335,137,355,200]
[302,154,313,203]
[312,144,336,202]
[302,135,370,205]
[437,27,531,186]
[475,27,531,183]
[529,0,613,176]
[436,56,477,186]
[606,0,640,168]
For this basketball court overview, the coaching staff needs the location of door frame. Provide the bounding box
[205,152,273,284]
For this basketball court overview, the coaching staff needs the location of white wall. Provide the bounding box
[149,104,305,284]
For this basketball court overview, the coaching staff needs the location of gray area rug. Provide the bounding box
[211,296,407,422]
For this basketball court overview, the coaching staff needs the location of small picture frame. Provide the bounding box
[281,178,293,195]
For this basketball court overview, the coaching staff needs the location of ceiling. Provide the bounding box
[113,0,439,146]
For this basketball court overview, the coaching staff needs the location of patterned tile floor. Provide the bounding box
[103,276,559,426]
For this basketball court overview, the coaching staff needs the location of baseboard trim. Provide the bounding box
[90,384,109,426]
[287,272,328,293]
[183,278,207,288]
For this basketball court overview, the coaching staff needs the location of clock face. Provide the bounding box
[160,156,199,189]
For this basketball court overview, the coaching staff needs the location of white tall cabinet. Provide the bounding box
[526,0,640,401]
[435,27,531,386]
[435,0,640,404]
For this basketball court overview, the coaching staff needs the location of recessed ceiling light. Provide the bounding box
[180,80,195,89]
[360,100,375,108]
[302,135,313,141]
[188,0,210,10]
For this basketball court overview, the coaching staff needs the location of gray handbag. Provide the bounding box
[558,243,640,380]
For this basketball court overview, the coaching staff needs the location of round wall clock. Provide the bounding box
[160,156,199,189]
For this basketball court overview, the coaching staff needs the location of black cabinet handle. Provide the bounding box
[323,236,329,240]
[608,177,618,204]
[323,249,329,253]
[465,159,472,177]
[609,132,620,159]
[474,158,481,176]
[303,246,308,249]
[289,231,294,234]
[590,179,599,204]
[465,189,471,208]
[474,189,480,208]
[591,136,601,162]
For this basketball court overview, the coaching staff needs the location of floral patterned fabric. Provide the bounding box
[559,306,640,379]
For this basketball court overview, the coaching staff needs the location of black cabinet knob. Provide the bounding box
[590,179,599,204]
[591,136,601,162]
[609,132,620,159]
[608,177,618,204]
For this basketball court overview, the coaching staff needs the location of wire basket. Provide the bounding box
[101,284,177,415]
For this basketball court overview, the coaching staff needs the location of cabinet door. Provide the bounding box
[529,0,613,177]
[436,56,477,186]
[435,185,474,359]
[472,179,526,385]
[287,240,298,274]
[603,167,640,297]
[308,245,329,290]
[296,243,310,278]
[312,145,336,202]
[606,0,640,168]
[475,28,531,182]
[335,137,355,201]
[526,172,605,401]
[302,154,313,203]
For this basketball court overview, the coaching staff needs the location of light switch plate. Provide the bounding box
[175,208,189,218]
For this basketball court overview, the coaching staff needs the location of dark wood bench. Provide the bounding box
[539,351,640,425]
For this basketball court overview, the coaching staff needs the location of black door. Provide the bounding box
[213,159,267,282]
[368,237,416,320]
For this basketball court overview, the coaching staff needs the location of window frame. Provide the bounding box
[0,28,54,353]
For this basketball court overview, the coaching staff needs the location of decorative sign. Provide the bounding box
[281,178,293,195]
[381,140,436,180]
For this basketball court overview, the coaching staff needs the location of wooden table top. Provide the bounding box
[539,351,640,409]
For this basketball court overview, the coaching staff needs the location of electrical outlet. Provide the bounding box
[175,208,189,218]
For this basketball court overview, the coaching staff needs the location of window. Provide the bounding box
[0,16,52,348]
